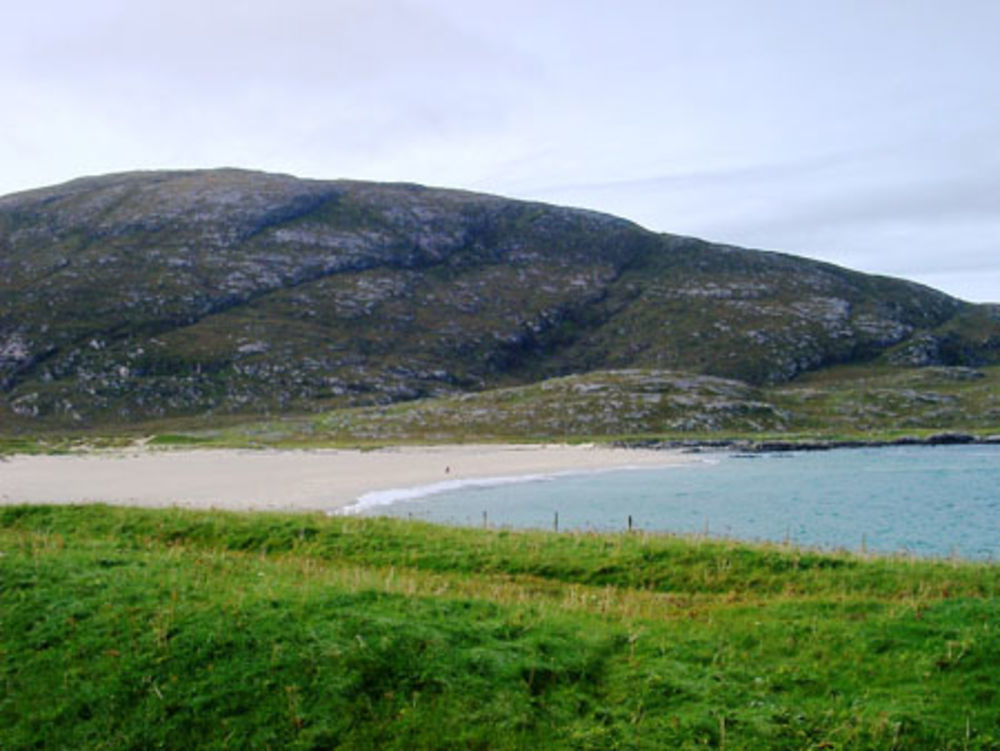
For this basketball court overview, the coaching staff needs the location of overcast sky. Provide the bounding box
[3,0,999,301]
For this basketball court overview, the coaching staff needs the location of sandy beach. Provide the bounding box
[0,444,693,513]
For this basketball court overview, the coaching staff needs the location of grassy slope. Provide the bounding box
[2,505,998,749]
[1,364,997,455]
[114,364,997,450]
[2,364,997,453]
[771,364,1000,436]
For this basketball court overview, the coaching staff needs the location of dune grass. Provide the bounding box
[2,504,998,749]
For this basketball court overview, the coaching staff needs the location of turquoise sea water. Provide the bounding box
[355,445,1000,559]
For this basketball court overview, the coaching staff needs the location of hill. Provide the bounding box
[1,169,998,430]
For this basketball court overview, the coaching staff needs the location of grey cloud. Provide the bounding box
[4,1,530,129]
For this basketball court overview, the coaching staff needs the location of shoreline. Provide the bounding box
[615,431,1000,452]
[0,443,696,513]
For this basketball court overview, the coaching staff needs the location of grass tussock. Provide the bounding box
[2,504,998,749]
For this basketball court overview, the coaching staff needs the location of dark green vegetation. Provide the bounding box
[2,169,999,433]
[2,505,998,749]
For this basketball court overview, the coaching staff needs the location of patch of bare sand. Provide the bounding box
[0,444,694,513]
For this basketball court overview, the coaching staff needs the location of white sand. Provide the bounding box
[0,444,693,513]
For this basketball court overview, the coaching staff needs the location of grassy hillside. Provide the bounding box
[2,504,998,749]
[97,364,996,449]
[2,364,996,454]
[2,169,998,431]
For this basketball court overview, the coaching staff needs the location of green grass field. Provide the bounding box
[2,504,998,749]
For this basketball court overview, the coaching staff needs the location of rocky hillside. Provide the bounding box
[288,366,1000,444]
[1,169,998,428]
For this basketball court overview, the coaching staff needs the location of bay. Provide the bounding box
[359,444,1000,559]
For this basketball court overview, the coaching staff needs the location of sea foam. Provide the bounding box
[335,463,681,516]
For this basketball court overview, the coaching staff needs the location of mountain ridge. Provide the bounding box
[1,168,997,429]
